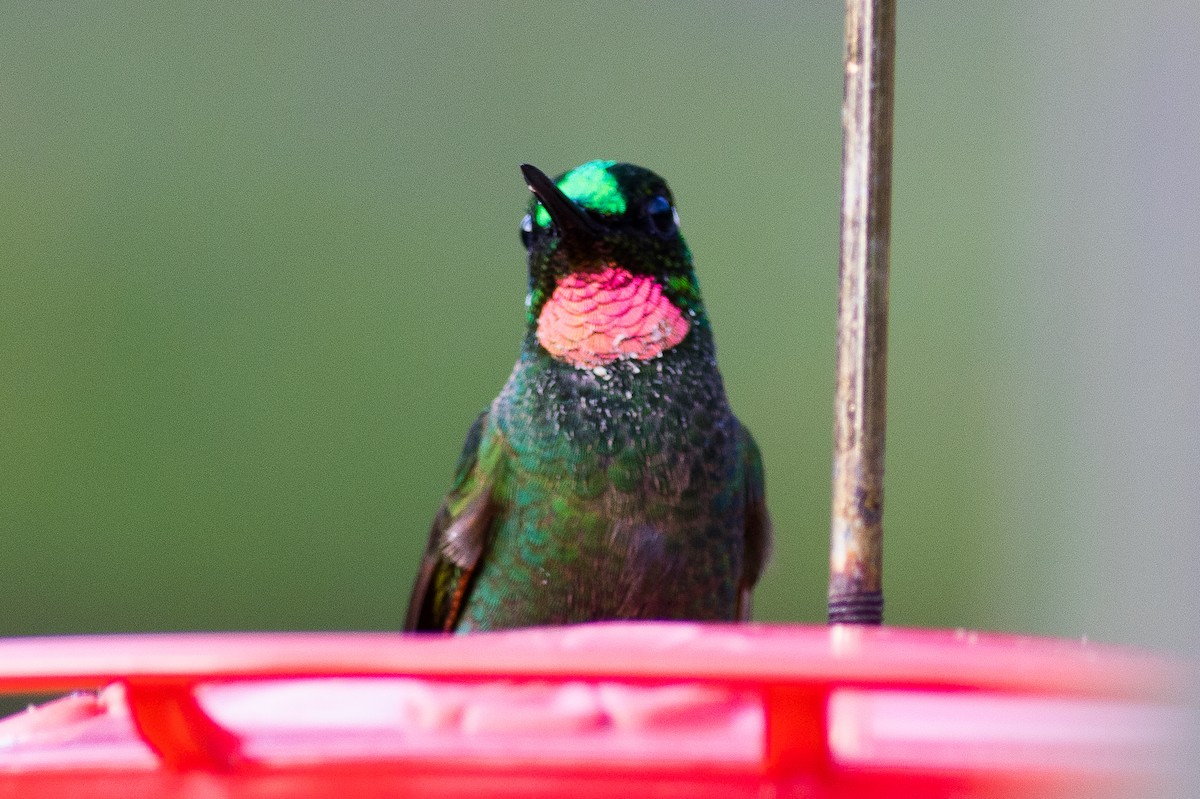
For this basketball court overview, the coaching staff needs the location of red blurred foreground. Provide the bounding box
[0,623,1186,798]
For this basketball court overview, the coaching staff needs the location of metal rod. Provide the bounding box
[829,0,895,624]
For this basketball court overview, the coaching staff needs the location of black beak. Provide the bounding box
[519,163,601,241]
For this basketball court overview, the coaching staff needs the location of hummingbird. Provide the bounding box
[404,161,770,632]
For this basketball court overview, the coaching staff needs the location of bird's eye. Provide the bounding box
[519,213,535,248]
[645,195,678,237]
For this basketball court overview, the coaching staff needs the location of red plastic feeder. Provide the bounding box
[0,623,1184,798]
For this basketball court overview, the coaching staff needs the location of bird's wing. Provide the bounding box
[404,410,507,632]
[736,425,772,621]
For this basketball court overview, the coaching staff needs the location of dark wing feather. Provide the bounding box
[403,411,503,632]
[736,425,772,621]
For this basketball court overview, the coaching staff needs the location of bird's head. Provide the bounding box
[519,161,705,369]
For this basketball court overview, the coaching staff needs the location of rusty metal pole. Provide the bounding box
[829,0,895,624]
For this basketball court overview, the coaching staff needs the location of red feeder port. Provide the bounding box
[0,623,1186,798]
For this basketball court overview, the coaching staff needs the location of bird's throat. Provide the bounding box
[535,265,690,369]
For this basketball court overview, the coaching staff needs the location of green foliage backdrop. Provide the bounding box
[2,3,1196,663]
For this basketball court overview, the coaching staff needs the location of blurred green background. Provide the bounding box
[1,2,1196,664]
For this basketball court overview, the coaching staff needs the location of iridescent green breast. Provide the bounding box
[455,327,748,630]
